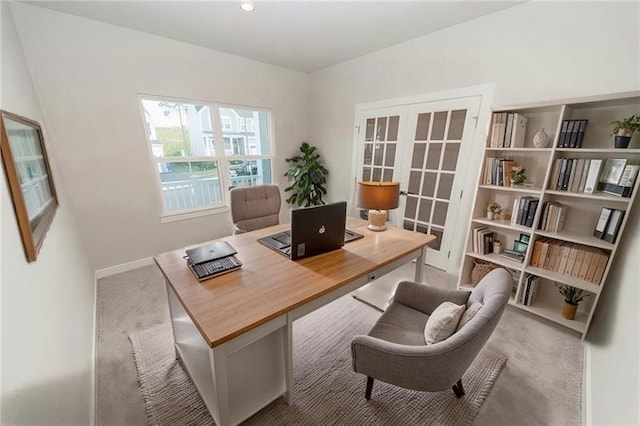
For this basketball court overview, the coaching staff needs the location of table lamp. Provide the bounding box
[356,181,400,231]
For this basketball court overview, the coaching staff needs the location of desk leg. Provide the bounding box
[210,347,231,426]
[283,316,293,405]
[414,247,426,282]
[164,280,180,360]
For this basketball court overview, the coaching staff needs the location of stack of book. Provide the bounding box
[472,228,494,254]
[538,202,567,233]
[489,112,528,148]
[500,234,529,263]
[593,208,625,244]
[511,196,539,227]
[557,119,588,148]
[482,157,517,186]
[530,239,609,284]
[520,275,540,306]
[548,158,602,194]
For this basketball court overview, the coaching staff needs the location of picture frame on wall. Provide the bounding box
[0,110,58,262]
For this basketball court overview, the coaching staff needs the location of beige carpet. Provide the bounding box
[130,295,506,426]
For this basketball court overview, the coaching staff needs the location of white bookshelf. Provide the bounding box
[458,91,640,338]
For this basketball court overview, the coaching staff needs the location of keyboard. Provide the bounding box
[272,232,291,246]
[188,255,242,281]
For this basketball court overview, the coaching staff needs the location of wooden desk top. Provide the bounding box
[155,218,434,348]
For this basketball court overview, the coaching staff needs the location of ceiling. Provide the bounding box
[24,1,522,73]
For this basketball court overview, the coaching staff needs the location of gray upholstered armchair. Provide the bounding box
[229,185,281,234]
[351,268,511,399]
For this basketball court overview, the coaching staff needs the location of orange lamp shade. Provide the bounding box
[356,181,400,210]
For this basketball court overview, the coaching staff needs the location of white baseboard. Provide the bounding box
[583,343,592,426]
[95,257,154,279]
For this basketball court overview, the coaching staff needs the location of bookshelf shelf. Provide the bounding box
[535,229,615,250]
[555,148,640,155]
[545,189,632,203]
[524,266,600,293]
[459,91,640,339]
[486,147,553,153]
[466,252,524,271]
[472,218,533,233]
[515,300,587,334]
[479,185,543,194]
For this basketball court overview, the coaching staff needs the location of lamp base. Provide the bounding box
[367,209,388,232]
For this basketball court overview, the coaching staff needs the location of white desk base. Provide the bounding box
[165,247,425,426]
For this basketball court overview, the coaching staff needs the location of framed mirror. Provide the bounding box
[0,110,58,262]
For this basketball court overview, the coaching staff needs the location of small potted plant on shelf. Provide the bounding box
[610,114,640,149]
[486,202,500,220]
[556,284,590,320]
[510,165,526,186]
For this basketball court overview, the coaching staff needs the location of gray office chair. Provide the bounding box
[229,184,281,234]
[351,268,511,399]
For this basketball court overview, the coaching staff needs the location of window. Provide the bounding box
[221,116,232,131]
[140,97,274,216]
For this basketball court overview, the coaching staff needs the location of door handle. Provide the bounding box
[399,190,416,196]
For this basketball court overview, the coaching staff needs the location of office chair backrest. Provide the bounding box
[230,185,281,234]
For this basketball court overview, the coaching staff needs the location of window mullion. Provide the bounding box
[210,104,231,195]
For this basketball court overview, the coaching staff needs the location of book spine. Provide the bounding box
[569,120,580,147]
[558,120,569,147]
[576,120,588,148]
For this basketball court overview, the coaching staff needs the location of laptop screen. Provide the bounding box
[290,201,347,259]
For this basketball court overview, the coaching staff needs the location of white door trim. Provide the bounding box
[351,84,495,274]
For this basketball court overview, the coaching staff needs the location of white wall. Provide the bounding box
[309,1,639,423]
[10,3,310,270]
[1,3,95,424]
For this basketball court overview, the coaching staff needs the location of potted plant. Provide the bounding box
[610,114,640,148]
[510,165,526,186]
[556,284,590,320]
[284,142,329,207]
[486,202,500,220]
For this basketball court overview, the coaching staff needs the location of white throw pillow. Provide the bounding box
[456,302,483,331]
[424,302,466,344]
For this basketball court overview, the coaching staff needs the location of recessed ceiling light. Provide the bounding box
[240,2,254,12]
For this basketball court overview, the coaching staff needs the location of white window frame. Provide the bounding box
[138,95,275,222]
[221,116,232,131]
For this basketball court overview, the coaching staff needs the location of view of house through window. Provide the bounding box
[141,98,273,214]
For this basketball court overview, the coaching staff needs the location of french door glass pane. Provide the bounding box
[158,161,222,211]
[431,111,448,140]
[447,110,467,140]
[384,144,396,166]
[433,201,448,227]
[373,144,384,165]
[415,113,431,140]
[387,116,400,141]
[362,167,371,181]
[426,143,442,169]
[363,144,373,164]
[383,169,394,181]
[365,119,375,141]
[375,117,387,141]
[411,143,426,168]
[219,108,270,156]
[437,174,454,199]
[442,144,460,171]
[422,172,437,197]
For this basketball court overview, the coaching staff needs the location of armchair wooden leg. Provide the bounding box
[365,376,374,400]
[452,379,465,398]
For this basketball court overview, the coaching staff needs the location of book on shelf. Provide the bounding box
[603,209,625,244]
[511,114,528,148]
[583,159,603,194]
[577,120,588,147]
[488,112,528,148]
[530,238,610,284]
[473,227,494,255]
[557,119,588,148]
[521,275,540,306]
[593,207,612,239]
[504,113,514,148]
[512,196,538,227]
[539,202,566,233]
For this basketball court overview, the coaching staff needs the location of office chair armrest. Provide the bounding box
[393,281,470,315]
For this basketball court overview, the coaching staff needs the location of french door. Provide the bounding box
[354,96,481,270]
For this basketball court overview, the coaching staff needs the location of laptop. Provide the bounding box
[259,201,360,260]
[185,241,242,281]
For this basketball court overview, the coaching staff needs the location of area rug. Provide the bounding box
[130,295,506,426]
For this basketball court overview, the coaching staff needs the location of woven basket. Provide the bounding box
[471,260,499,286]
